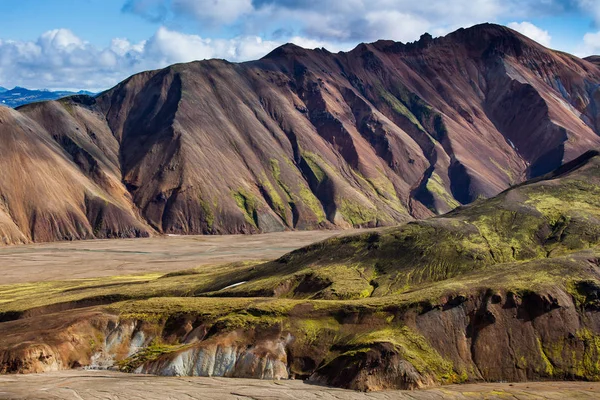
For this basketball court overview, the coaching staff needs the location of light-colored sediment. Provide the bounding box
[0,230,342,284]
[1,370,600,400]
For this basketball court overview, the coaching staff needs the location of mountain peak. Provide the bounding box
[262,42,312,60]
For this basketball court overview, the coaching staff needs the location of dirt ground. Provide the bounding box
[0,231,345,284]
[1,370,599,400]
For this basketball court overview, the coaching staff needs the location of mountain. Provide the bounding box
[0,87,96,108]
[2,23,600,244]
[4,150,600,390]
[585,55,600,68]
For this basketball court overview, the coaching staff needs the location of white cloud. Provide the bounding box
[575,31,600,58]
[507,21,552,47]
[361,11,431,43]
[0,27,343,91]
[3,0,597,90]
[122,0,534,44]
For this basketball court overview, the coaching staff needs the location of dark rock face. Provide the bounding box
[2,23,600,242]
[310,342,433,391]
[3,286,600,391]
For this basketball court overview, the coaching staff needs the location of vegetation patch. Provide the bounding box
[377,87,426,132]
[301,152,326,184]
[117,339,187,373]
[198,195,215,228]
[232,189,259,228]
[338,198,378,226]
[260,175,287,220]
[298,186,326,223]
[338,325,458,383]
[425,172,461,210]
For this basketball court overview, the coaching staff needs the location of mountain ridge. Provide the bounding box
[2,23,600,243]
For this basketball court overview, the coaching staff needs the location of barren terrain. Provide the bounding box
[0,230,342,284]
[1,370,600,399]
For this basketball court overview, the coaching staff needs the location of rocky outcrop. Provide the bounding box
[138,332,289,380]
[3,284,600,391]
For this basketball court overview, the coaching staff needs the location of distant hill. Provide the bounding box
[0,87,96,108]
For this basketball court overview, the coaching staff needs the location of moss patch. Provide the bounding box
[338,198,378,226]
[298,186,326,223]
[425,172,460,210]
[232,189,259,228]
[302,152,326,184]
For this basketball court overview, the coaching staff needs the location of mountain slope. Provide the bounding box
[4,151,600,389]
[3,23,600,243]
[217,150,600,299]
[0,103,152,243]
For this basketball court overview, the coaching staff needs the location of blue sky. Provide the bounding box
[1,0,599,91]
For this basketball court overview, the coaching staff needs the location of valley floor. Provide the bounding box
[1,370,599,399]
[0,230,344,284]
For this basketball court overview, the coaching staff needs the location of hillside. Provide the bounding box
[1,23,600,243]
[3,151,600,390]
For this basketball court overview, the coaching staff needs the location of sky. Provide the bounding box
[1,0,599,91]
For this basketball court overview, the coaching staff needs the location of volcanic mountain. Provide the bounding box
[2,23,600,243]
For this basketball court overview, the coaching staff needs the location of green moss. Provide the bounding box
[269,158,294,201]
[298,186,326,223]
[426,172,460,210]
[260,175,287,220]
[490,158,515,184]
[377,87,426,132]
[352,169,406,215]
[270,158,281,181]
[232,189,258,228]
[537,337,554,376]
[576,328,600,380]
[117,339,187,373]
[294,317,340,346]
[471,210,545,262]
[302,152,326,184]
[343,326,457,383]
[524,179,600,227]
[338,198,378,226]
[198,195,215,228]
[311,264,375,300]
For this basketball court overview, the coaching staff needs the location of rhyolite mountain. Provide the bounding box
[2,23,600,244]
[5,150,600,390]
[0,87,96,108]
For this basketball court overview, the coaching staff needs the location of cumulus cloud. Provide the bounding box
[2,0,598,90]
[575,31,600,57]
[0,27,343,91]
[508,21,552,47]
[121,0,571,44]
